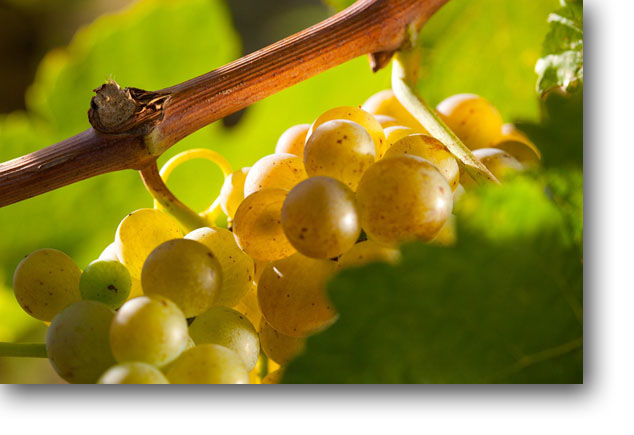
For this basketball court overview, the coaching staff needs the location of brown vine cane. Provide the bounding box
[0,0,449,208]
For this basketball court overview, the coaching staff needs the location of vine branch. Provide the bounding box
[0,0,449,208]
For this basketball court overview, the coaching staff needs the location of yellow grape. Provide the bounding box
[219,167,250,220]
[189,306,260,371]
[166,344,249,384]
[233,188,296,262]
[115,208,182,280]
[494,123,541,166]
[356,155,453,245]
[282,176,361,259]
[436,93,503,150]
[258,253,336,337]
[109,295,189,367]
[243,153,308,197]
[262,369,284,384]
[384,134,460,191]
[460,148,525,188]
[234,283,262,327]
[361,89,427,132]
[259,319,306,366]
[98,362,169,384]
[431,214,457,246]
[46,300,115,383]
[336,240,401,270]
[381,126,415,159]
[275,124,311,158]
[304,120,375,190]
[98,242,120,262]
[307,106,386,158]
[453,183,466,208]
[374,114,400,129]
[13,248,81,321]
[142,239,223,318]
[185,227,255,308]
[129,276,144,299]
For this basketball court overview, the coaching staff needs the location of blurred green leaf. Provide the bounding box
[284,175,582,383]
[321,0,354,13]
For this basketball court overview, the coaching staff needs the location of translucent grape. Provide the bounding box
[98,242,120,262]
[436,93,503,150]
[219,167,250,220]
[98,362,169,384]
[494,123,541,166]
[259,319,306,366]
[115,208,182,280]
[233,188,296,262]
[361,89,427,132]
[185,227,255,307]
[356,155,453,245]
[336,240,401,270]
[262,369,284,384]
[307,106,386,157]
[129,276,144,299]
[303,120,375,190]
[166,344,249,384]
[46,300,115,383]
[142,239,223,318]
[13,248,81,321]
[460,148,525,187]
[234,283,262,327]
[384,134,460,191]
[374,114,400,129]
[109,295,189,367]
[189,306,260,371]
[243,153,308,197]
[79,260,131,310]
[281,176,361,259]
[258,253,336,337]
[381,126,415,159]
[275,124,310,157]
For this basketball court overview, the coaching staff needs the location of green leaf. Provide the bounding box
[283,175,582,383]
[535,0,583,94]
[321,0,355,13]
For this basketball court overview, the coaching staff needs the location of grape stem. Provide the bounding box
[391,31,499,184]
[0,0,450,208]
[0,342,47,358]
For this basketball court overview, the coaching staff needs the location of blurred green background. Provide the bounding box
[0,0,565,383]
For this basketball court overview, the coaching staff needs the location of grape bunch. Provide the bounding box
[11,90,538,384]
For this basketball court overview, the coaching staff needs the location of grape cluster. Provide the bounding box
[11,90,537,384]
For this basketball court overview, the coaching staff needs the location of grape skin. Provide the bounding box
[189,306,260,371]
[259,319,306,366]
[98,362,169,384]
[275,124,311,158]
[281,176,361,259]
[79,260,131,310]
[262,369,284,384]
[258,253,336,337]
[142,239,223,318]
[336,240,401,270]
[303,120,375,191]
[243,153,308,197]
[46,300,116,384]
[233,282,262,328]
[493,123,541,166]
[13,248,82,321]
[362,89,427,133]
[460,148,524,188]
[381,126,415,160]
[166,344,249,384]
[219,167,250,220]
[356,155,453,245]
[384,133,460,191]
[232,188,296,262]
[186,227,255,308]
[109,295,189,367]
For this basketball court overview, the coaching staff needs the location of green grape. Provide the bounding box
[185,227,255,307]
[384,134,460,191]
[259,319,305,366]
[436,93,503,150]
[79,260,131,310]
[274,124,310,158]
[461,148,525,188]
[233,188,296,262]
[307,106,386,157]
[13,248,81,321]
[98,362,169,384]
[281,176,361,259]
[98,242,120,262]
[219,167,250,220]
[142,239,223,318]
[336,240,400,270]
[303,120,375,190]
[381,126,415,160]
[243,153,308,197]
[374,114,400,129]
[189,306,260,371]
[115,208,183,280]
[258,253,336,337]
[110,295,189,367]
[262,369,284,384]
[234,282,262,327]
[46,300,115,383]
[356,155,453,245]
[361,89,427,133]
[166,344,249,384]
